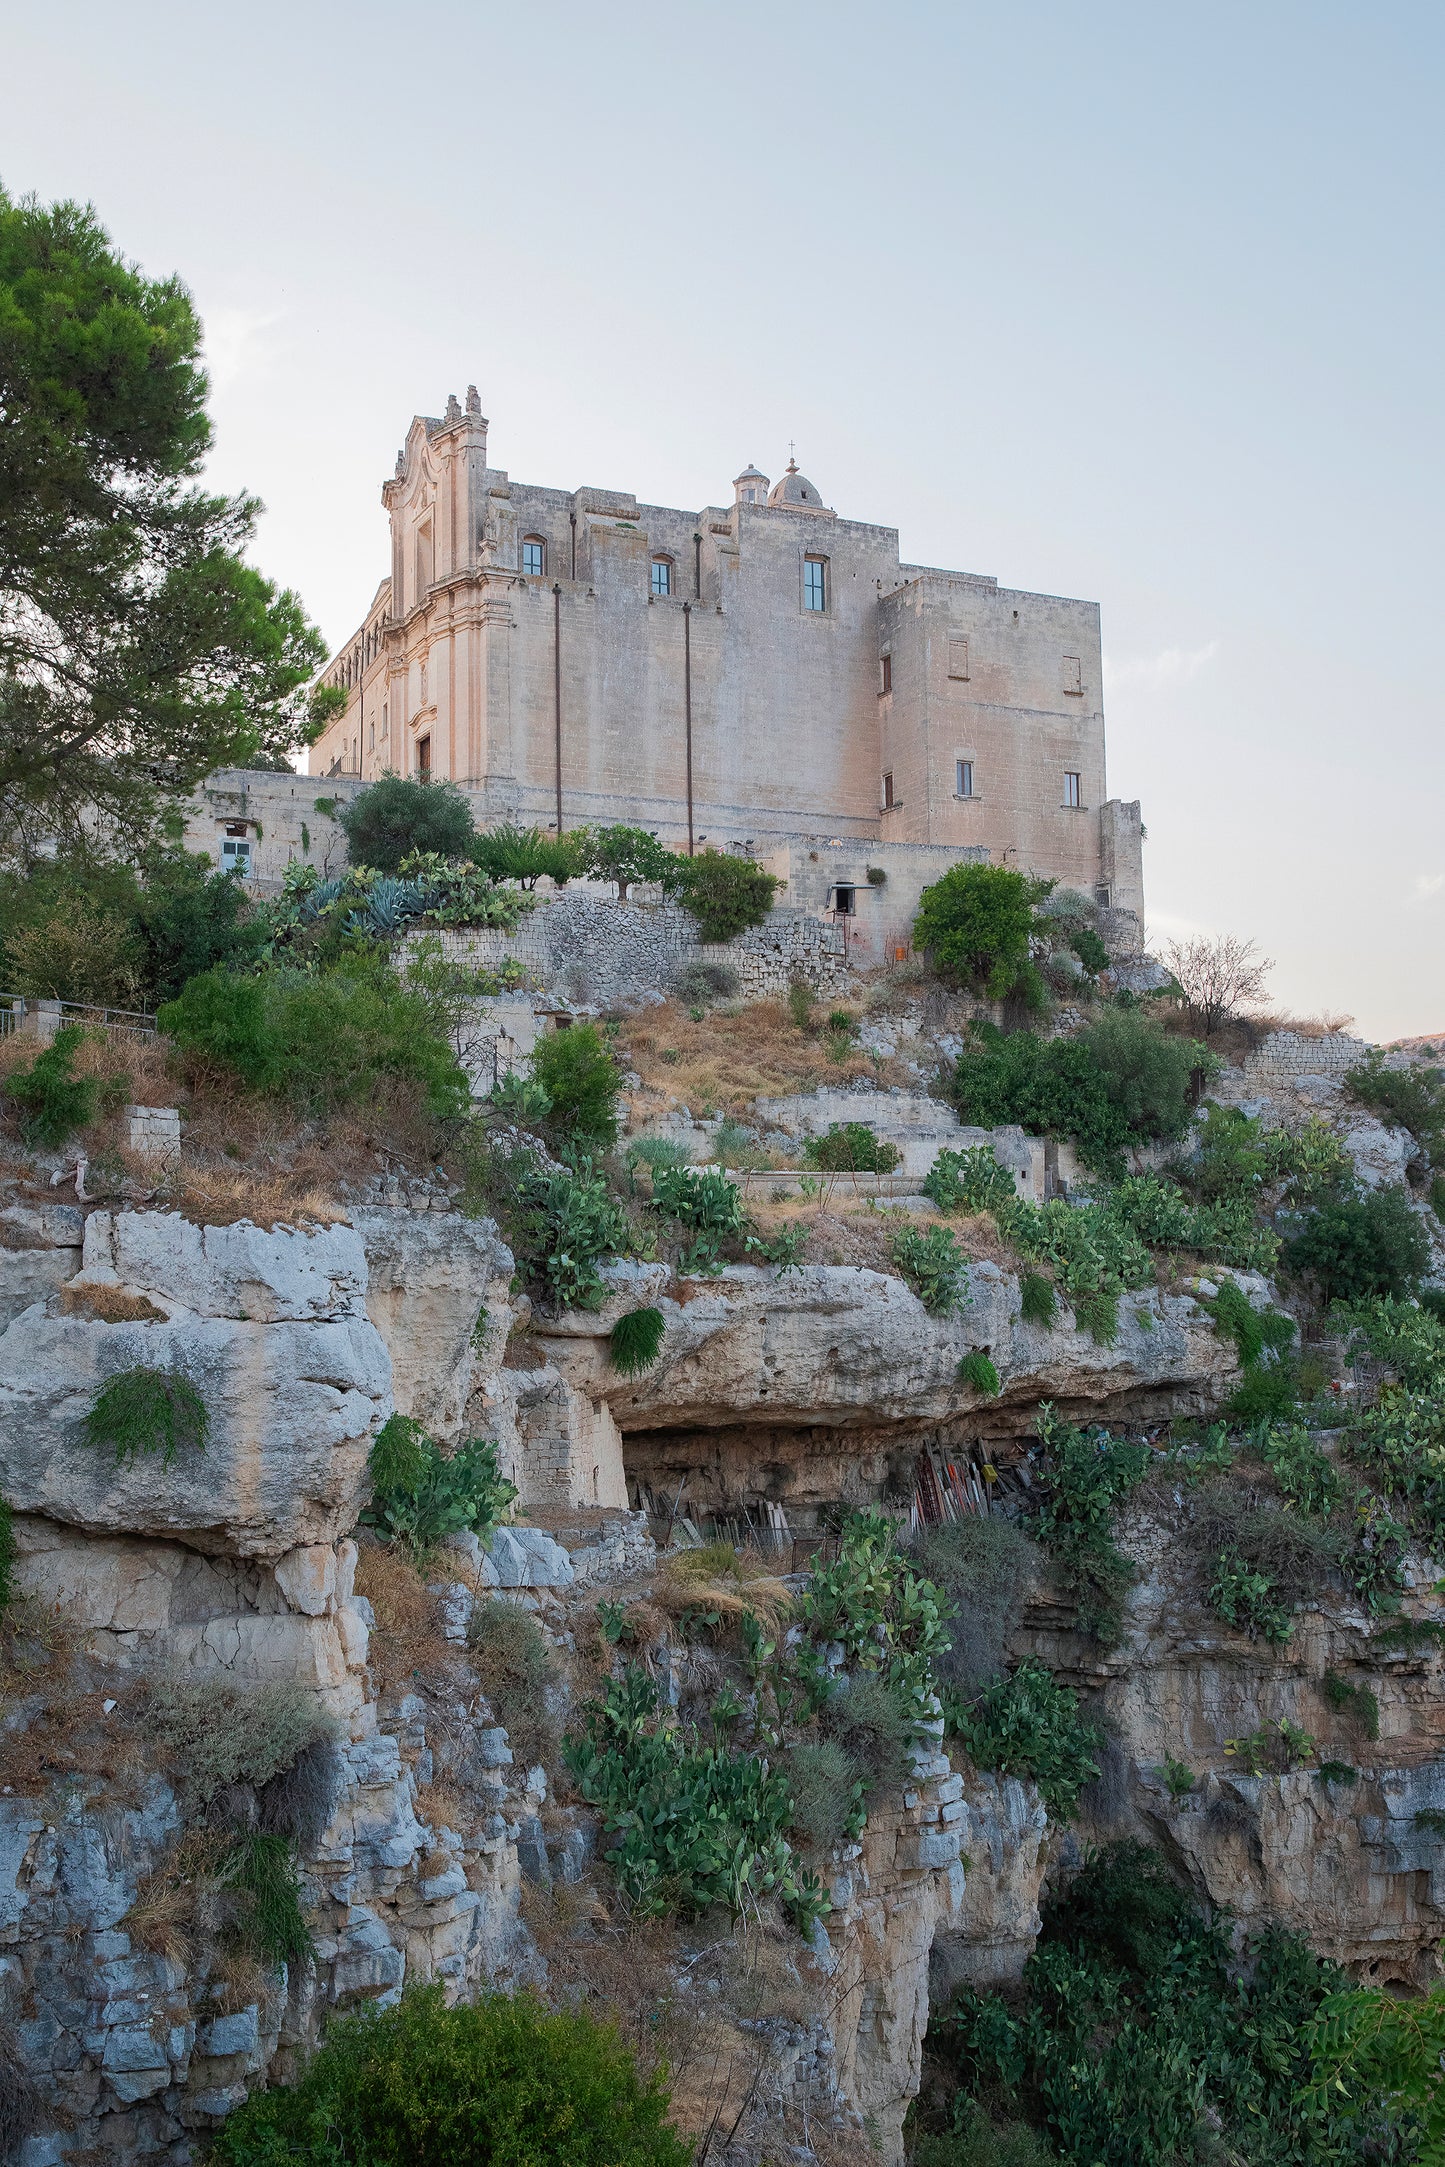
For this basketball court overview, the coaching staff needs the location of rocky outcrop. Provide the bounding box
[534,1261,1236,1514]
[349,1208,511,1443]
[1028,1496,1445,1991]
[0,1212,389,1561]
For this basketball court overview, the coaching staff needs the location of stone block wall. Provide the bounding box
[401,893,847,1008]
[1242,1031,1370,1086]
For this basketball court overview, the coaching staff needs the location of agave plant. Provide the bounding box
[347,878,425,938]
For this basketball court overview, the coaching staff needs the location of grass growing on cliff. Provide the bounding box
[0,1497,13,1621]
[468,1601,557,1773]
[83,1365,209,1467]
[609,1305,666,1376]
[926,1840,1437,2166]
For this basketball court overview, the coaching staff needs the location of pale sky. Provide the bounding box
[6,1,1442,1038]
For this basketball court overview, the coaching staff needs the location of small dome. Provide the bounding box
[767,458,827,510]
[734,463,768,485]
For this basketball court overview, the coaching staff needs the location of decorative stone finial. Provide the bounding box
[466,384,482,414]
[445,392,462,423]
[394,448,405,477]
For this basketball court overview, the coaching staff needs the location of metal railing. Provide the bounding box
[0,995,158,1042]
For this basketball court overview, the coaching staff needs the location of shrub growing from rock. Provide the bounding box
[149,1675,328,1811]
[1285,1187,1429,1304]
[949,1656,1104,1821]
[84,1365,208,1468]
[363,1415,516,1554]
[890,1224,970,1315]
[470,821,582,889]
[468,1601,556,1772]
[530,1022,622,1149]
[212,1984,692,2167]
[609,1305,665,1376]
[4,1022,105,1147]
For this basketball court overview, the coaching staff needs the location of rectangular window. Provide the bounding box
[220,836,252,876]
[1062,655,1082,695]
[803,557,827,611]
[522,539,545,576]
[883,772,895,809]
[947,637,970,680]
[834,885,856,915]
[418,735,432,780]
[956,759,974,799]
[880,652,892,695]
[651,558,672,597]
[1064,771,1081,807]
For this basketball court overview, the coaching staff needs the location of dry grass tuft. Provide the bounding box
[60,1283,167,1323]
[353,1540,462,1697]
[160,1165,349,1230]
[654,1550,793,1632]
[618,997,902,1117]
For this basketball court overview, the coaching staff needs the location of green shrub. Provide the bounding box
[159,964,471,1120]
[1226,1360,1301,1427]
[1019,1272,1058,1328]
[914,2107,1057,2167]
[959,1350,1001,1396]
[5,1023,99,1147]
[469,1601,556,1771]
[1107,1173,1280,1272]
[948,1027,1126,1174]
[1286,1187,1430,1304]
[149,1675,327,1810]
[362,1416,515,1553]
[610,1305,665,1376]
[212,1984,692,2167]
[1339,1294,1445,1389]
[1029,1408,1149,1639]
[784,1738,866,1851]
[925,1145,1018,1216]
[673,848,779,941]
[1209,1546,1295,1644]
[1071,1287,1120,1346]
[1077,1009,1206,1146]
[470,822,582,888]
[1208,1279,1297,1369]
[787,978,815,1029]
[912,1515,1039,1697]
[673,959,738,1004]
[1321,1670,1380,1741]
[803,1121,902,1174]
[530,1023,621,1148]
[912,863,1046,1001]
[1346,1051,1445,1167]
[935,1841,1421,2167]
[84,1366,208,1468]
[138,852,269,1003]
[584,825,683,901]
[1069,926,1110,976]
[891,1224,971,1314]
[950,1658,1103,1821]
[0,1494,14,1620]
[338,774,474,873]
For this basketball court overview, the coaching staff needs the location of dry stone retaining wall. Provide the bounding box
[402,892,846,1008]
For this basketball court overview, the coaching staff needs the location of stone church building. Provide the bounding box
[297,390,1145,955]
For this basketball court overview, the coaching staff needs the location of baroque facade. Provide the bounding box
[306,390,1145,937]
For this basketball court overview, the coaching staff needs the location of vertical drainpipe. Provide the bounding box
[570,510,577,582]
[553,583,563,835]
[693,530,702,600]
[683,602,695,857]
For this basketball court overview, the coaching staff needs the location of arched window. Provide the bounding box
[651,556,673,598]
[521,536,546,576]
